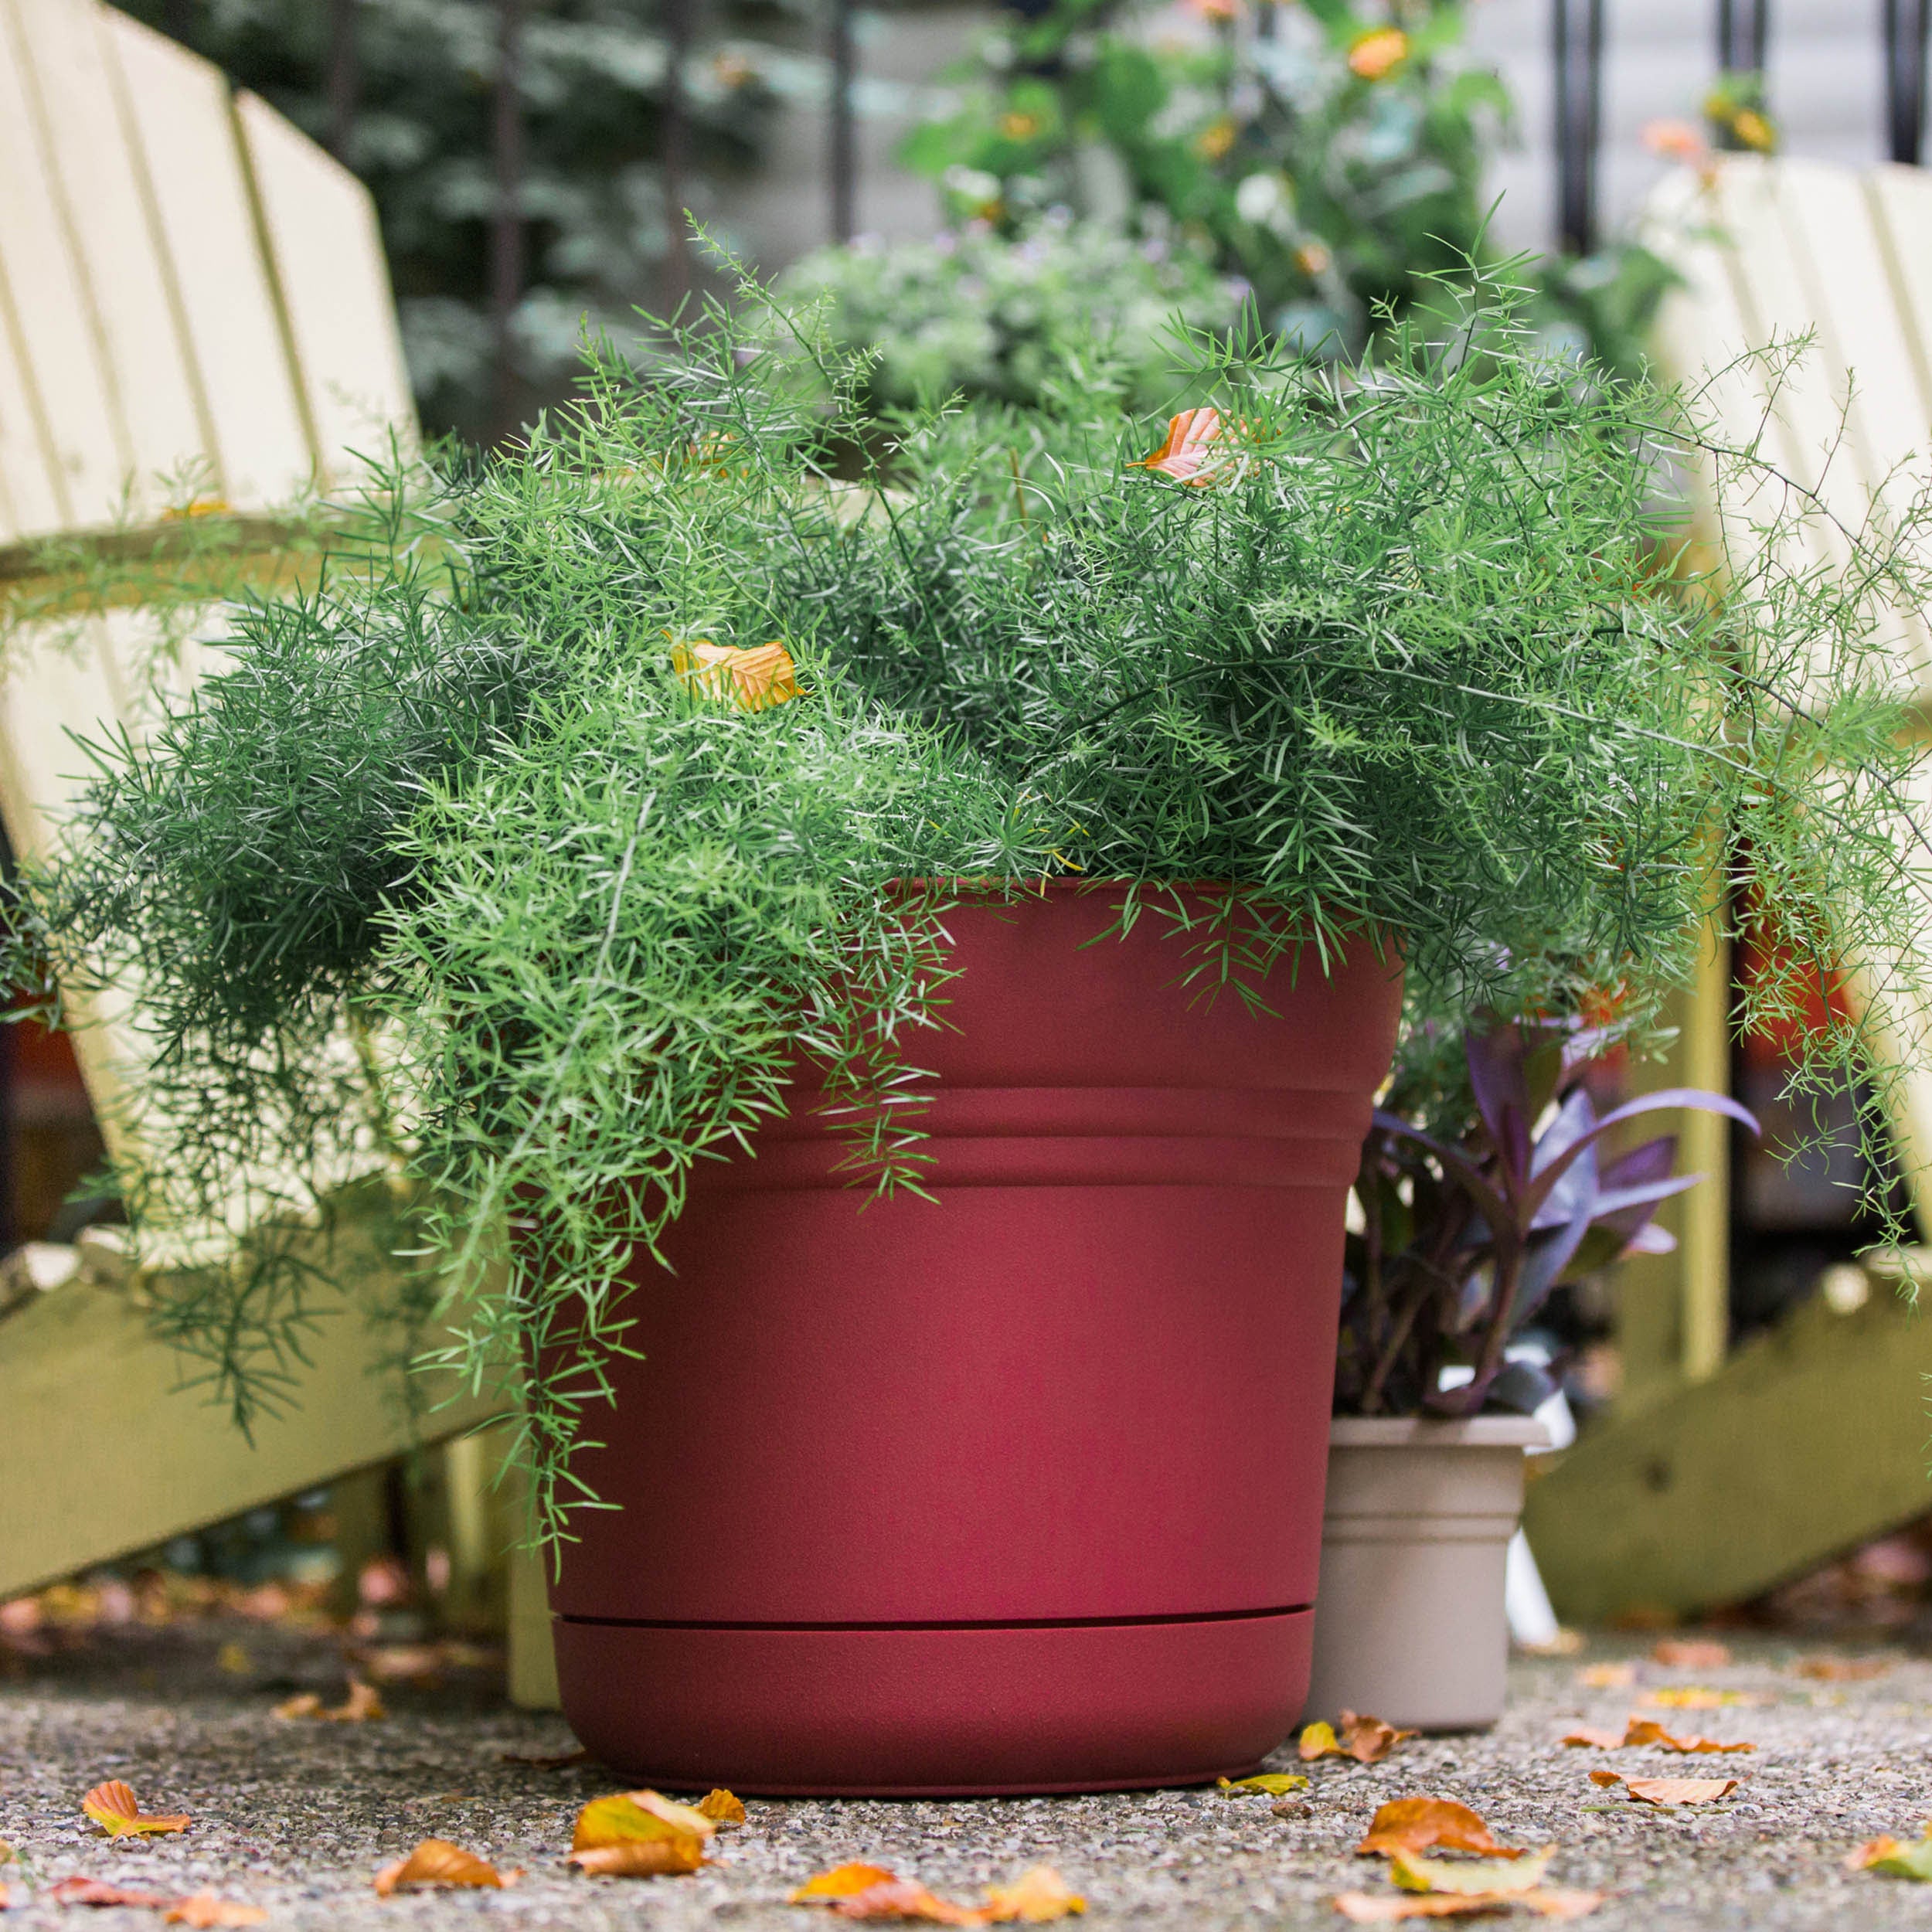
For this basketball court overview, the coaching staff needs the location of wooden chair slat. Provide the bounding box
[0,0,128,529]
[98,9,316,510]
[236,91,415,491]
[6,0,216,519]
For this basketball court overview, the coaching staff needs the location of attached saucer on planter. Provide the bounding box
[546,881,1403,1795]
[1304,1415,1549,1733]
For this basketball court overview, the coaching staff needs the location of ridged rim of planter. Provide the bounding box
[1328,1416,1551,1449]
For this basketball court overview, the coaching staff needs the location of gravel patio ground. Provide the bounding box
[3,1619,1931,1929]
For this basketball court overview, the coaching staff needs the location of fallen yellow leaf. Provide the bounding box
[794,1864,903,1902]
[1390,1849,1553,1896]
[697,1787,747,1827]
[573,1789,716,1855]
[164,1894,270,1927]
[1356,1799,1524,1861]
[1219,1773,1311,1797]
[1650,1639,1730,1670]
[272,1693,322,1720]
[372,1839,519,1894]
[570,1839,704,1877]
[981,1866,1085,1922]
[81,1781,191,1838]
[1641,1688,1755,1710]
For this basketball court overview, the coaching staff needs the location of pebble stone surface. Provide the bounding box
[3,1624,1932,1928]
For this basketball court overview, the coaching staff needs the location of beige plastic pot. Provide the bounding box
[1304,1416,1549,1733]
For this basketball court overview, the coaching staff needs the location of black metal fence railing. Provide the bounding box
[1556,0,1932,255]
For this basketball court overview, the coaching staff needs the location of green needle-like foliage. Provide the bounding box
[9,270,1932,1546]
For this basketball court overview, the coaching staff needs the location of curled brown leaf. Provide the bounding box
[1304,1714,1417,1765]
[1356,1799,1523,1861]
[372,1838,519,1894]
[1588,1773,1737,1805]
[830,1879,982,1923]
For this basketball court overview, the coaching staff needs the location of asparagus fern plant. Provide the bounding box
[6,270,1930,1545]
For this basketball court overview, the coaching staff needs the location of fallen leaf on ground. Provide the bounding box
[830,1880,983,1924]
[46,1877,173,1906]
[81,1781,191,1838]
[372,1839,519,1893]
[272,1693,322,1719]
[1794,1657,1890,1682]
[570,1841,704,1877]
[1391,1850,1553,1897]
[324,1679,386,1722]
[1219,1773,1311,1797]
[1641,1688,1755,1710]
[499,1747,591,1769]
[1563,1718,1750,1754]
[1357,1799,1525,1860]
[1575,1665,1634,1690]
[1303,1713,1417,1764]
[576,1777,723,1870]
[164,1895,269,1926]
[1650,1640,1730,1670]
[794,1865,903,1902]
[1334,1896,1498,1923]
[697,1788,747,1827]
[1848,1830,1932,1879]
[1274,1799,1315,1819]
[981,1866,1084,1922]
[1587,1773,1737,1804]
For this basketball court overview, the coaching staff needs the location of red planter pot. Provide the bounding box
[549,883,1403,1794]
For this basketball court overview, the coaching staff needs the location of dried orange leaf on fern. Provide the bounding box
[794,1863,903,1901]
[372,1838,519,1894]
[1391,1849,1553,1897]
[1356,1798,1524,1860]
[570,1838,704,1877]
[81,1781,190,1837]
[828,1879,983,1923]
[1128,408,1232,485]
[697,1788,747,1827]
[164,1894,270,1926]
[1218,1773,1310,1797]
[981,1865,1086,1921]
[670,638,801,712]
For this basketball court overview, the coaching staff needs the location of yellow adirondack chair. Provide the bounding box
[0,0,556,1705]
[1526,153,1932,1622]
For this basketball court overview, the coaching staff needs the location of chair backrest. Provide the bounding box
[1640,153,1932,1233]
[0,0,417,1155]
